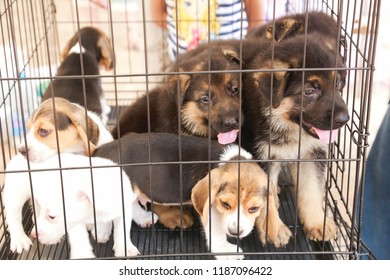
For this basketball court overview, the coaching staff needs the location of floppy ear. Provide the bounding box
[267,18,301,42]
[168,68,191,105]
[191,168,222,224]
[97,34,114,71]
[60,34,78,61]
[253,60,290,108]
[55,98,100,155]
[222,48,240,65]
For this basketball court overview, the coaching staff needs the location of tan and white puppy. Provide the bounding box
[191,146,292,260]
[18,97,113,162]
[3,153,141,259]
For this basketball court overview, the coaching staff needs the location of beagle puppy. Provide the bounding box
[3,153,141,259]
[192,145,292,259]
[41,26,114,125]
[18,97,113,162]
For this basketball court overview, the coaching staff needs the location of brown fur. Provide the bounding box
[111,45,243,140]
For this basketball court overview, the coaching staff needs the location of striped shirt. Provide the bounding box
[165,0,248,59]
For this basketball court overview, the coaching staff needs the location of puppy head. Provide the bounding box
[248,35,349,143]
[169,46,244,144]
[61,26,114,71]
[31,189,92,245]
[18,97,99,162]
[192,161,267,239]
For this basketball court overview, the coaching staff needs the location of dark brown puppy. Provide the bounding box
[247,12,342,51]
[93,132,225,229]
[241,33,349,242]
[112,45,243,145]
[42,27,114,124]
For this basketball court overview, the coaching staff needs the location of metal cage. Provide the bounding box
[0,0,382,260]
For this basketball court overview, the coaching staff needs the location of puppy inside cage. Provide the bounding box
[0,0,381,260]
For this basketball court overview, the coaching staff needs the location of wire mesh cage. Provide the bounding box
[0,0,381,260]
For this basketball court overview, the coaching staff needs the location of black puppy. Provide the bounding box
[42,27,114,124]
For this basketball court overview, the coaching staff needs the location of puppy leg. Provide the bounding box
[112,201,139,257]
[204,207,244,260]
[256,191,292,247]
[3,175,32,253]
[68,224,95,259]
[153,204,194,229]
[88,221,112,243]
[132,201,158,228]
[290,162,337,241]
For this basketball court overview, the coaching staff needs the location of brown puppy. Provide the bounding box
[112,45,243,145]
[18,97,113,162]
[192,149,291,259]
[247,12,342,50]
[42,27,114,125]
[241,34,349,242]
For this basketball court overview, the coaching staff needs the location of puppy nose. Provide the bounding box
[334,112,350,126]
[223,117,239,130]
[18,146,28,157]
[228,226,244,237]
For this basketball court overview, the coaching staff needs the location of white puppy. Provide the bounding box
[3,153,141,259]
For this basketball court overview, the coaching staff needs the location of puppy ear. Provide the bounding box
[191,169,222,223]
[267,18,301,42]
[222,48,240,65]
[97,34,115,71]
[55,98,100,155]
[77,191,92,205]
[253,60,290,108]
[168,68,191,105]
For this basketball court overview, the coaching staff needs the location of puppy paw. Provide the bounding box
[260,222,292,248]
[304,218,337,241]
[10,232,32,254]
[114,243,140,257]
[134,211,159,228]
[214,244,244,260]
[70,249,95,259]
[159,210,193,229]
[90,222,112,243]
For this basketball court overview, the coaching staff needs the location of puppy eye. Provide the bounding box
[48,215,56,221]
[38,128,51,137]
[220,200,231,210]
[248,206,260,214]
[200,96,209,104]
[304,88,316,96]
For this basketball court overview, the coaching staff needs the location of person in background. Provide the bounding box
[360,103,390,259]
[151,0,264,59]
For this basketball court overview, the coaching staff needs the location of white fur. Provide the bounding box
[3,153,141,259]
[68,42,86,54]
[219,144,253,166]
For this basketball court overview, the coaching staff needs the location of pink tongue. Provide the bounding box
[217,129,239,145]
[313,128,339,144]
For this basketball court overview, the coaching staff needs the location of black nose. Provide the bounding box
[223,117,239,130]
[334,112,350,127]
[18,146,28,156]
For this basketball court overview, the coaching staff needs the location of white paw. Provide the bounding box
[214,243,244,260]
[70,249,95,259]
[10,231,32,254]
[134,211,158,228]
[114,243,140,257]
[89,222,112,243]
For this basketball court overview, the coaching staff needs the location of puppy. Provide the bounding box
[18,97,113,162]
[247,12,342,50]
[3,153,140,259]
[241,34,350,241]
[192,145,291,260]
[93,132,225,229]
[111,45,243,145]
[41,26,114,125]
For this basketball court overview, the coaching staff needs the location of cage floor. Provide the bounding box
[0,185,334,260]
